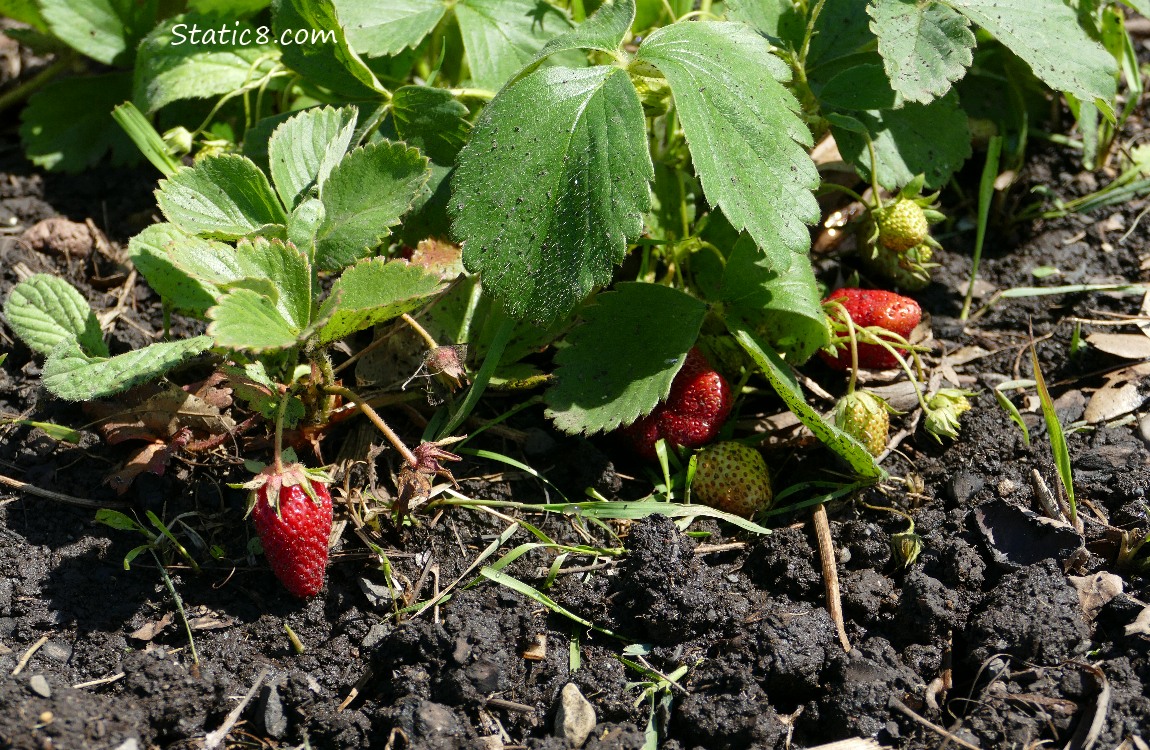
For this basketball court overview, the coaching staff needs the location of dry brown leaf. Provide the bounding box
[1069,572,1124,620]
[1126,606,1150,637]
[1086,333,1150,359]
[130,612,174,641]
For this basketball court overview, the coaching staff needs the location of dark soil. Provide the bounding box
[3,103,1150,750]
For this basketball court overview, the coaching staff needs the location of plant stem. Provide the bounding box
[0,53,75,114]
[150,549,199,666]
[324,385,419,467]
[402,313,440,350]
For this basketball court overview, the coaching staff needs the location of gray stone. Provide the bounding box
[112,740,141,750]
[29,674,50,697]
[41,640,72,662]
[554,683,596,748]
[259,683,288,739]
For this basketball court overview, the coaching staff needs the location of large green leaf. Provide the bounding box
[719,234,827,364]
[544,283,708,436]
[950,0,1117,116]
[127,223,240,316]
[133,14,280,114]
[724,0,802,47]
[315,258,444,345]
[637,21,819,260]
[207,288,303,352]
[268,106,358,210]
[156,154,288,239]
[391,86,471,165]
[42,337,214,401]
[832,91,972,190]
[728,318,885,481]
[451,64,652,323]
[455,0,574,91]
[273,0,385,98]
[868,0,974,105]
[315,140,430,271]
[3,275,108,357]
[336,0,447,57]
[39,0,156,65]
[232,239,313,330]
[19,72,136,172]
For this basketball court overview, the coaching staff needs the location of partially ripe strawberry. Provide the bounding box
[820,288,922,371]
[691,442,773,517]
[246,463,333,598]
[875,198,929,252]
[834,390,891,457]
[622,348,732,461]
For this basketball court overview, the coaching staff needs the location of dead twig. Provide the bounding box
[0,472,129,510]
[889,696,981,750]
[813,504,851,652]
[202,667,269,750]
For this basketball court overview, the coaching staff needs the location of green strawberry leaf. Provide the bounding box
[832,90,972,190]
[133,14,280,114]
[805,0,875,72]
[719,234,827,365]
[868,0,974,105]
[532,0,634,61]
[156,154,288,240]
[315,258,444,345]
[335,0,447,57]
[315,140,430,271]
[232,238,313,331]
[728,317,885,481]
[42,336,214,401]
[127,223,240,316]
[950,0,1117,117]
[0,0,47,30]
[454,0,574,91]
[207,288,304,352]
[725,0,803,46]
[391,86,471,165]
[636,21,819,260]
[544,282,708,436]
[816,63,897,112]
[39,0,157,65]
[452,64,651,323]
[3,275,108,358]
[19,72,137,172]
[268,105,358,210]
[273,0,385,98]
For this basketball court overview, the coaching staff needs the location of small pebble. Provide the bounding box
[997,478,1016,496]
[29,674,50,698]
[554,683,596,747]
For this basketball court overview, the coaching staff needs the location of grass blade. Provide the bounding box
[1029,340,1075,525]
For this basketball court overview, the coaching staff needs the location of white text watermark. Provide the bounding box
[170,22,336,47]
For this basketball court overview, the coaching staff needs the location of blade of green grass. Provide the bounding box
[1029,339,1075,525]
[480,567,629,640]
[961,134,1002,320]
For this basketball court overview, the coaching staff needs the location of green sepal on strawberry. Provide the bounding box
[691,442,773,517]
[924,388,975,442]
[820,288,922,371]
[834,390,893,457]
[622,347,733,461]
[244,462,333,598]
[860,242,937,292]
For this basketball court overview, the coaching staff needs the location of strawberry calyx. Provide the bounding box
[242,462,333,519]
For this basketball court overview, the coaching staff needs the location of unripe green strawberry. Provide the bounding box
[875,199,929,252]
[834,391,890,457]
[691,442,773,517]
[860,242,935,291]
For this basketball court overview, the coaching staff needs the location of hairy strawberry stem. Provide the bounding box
[401,312,440,351]
[323,384,419,467]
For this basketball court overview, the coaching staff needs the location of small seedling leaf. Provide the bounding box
[452,64,651,323]
[4,275,108,357]
[133,14,280,114]
[391,86,471,166]
[19,72,137,172]
[42,336,214,401]
[719,233,828,364]
[636,21,820,259]
[335,0,447,57]
[273,0,385,98]
[156,154,287,239]
[315,140,430,271]
[315,258,444,345]
[454,0,575,92]
[950,0,1117,118]
[544,283,707,435]
[39,0,157,65]
[868,0,974,105]
[95,509,149,534]
[729,317,885,480]
[268,105,358,210]
[833,89,972,190]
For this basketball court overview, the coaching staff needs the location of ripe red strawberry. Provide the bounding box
[691,442,773,517]
[246,463,333,598]
[820,288,921,370]
[622,347,732,461]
